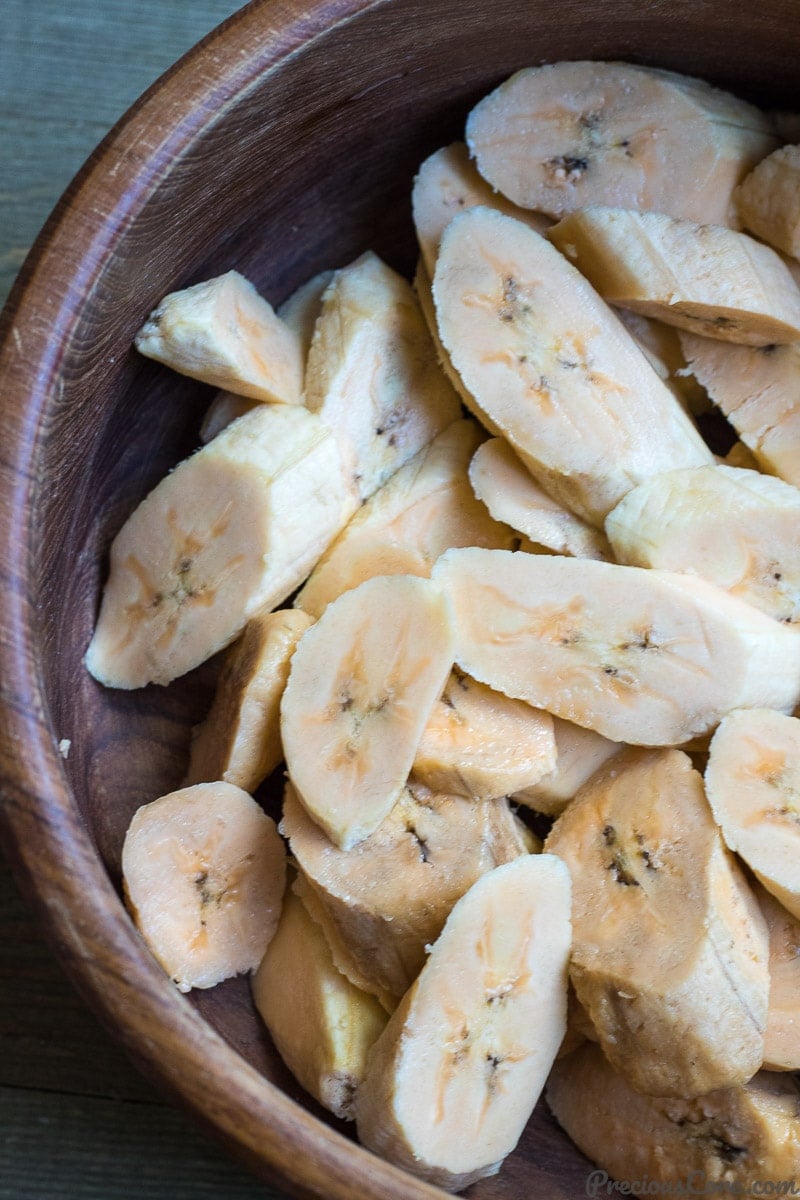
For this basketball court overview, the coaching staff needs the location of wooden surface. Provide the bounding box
[0,3,288,1196]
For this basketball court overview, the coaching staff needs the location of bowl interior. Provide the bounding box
[3,0,800,1197]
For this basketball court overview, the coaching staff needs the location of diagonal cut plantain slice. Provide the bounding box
[281,778,532,1001]
[549,206,800,345]
[355,854,572,1191]
[433,548,800,746]
[251,881,388,1120]
[545,747,769,1097]
[705,708,800,923]
[547,1042,800,1186]
[85,404,355,689]
[304,251,460,502]
[135,270,304,403]
[605,464,800,625]
[281,574,455,850]
[183,608,313,792]
[465,61,777,226]
[433,206,713,525]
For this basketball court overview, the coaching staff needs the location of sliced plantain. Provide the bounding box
[122,781,286,993]
[281,574,455,850]
[184,608,313,791]
[411,667,556,801]
[465,61,776,226]
[304,251,460,502]
[547,1042,800,1186]
[85,405,355,689]
[251,881,388,1120]
[705,708,800,923]
[355,854,572,1192]
[433,207,713,525]
[605,464,800,625]
[469,437,613,560]
[679,333,800,488]
[433,548,800,746]
[548,205,800,346]
[294,418,517,620]
[545,747,769,1097]
[736,144,800,261]
[281,779,531,1002]
[412,142,552,279]
[512,717,624,818]
[135,269,304,403]
[754,882,800,1072]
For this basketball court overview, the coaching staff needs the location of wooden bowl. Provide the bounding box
[0,1,797,1196]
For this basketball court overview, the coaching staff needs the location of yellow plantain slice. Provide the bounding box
[545,748,769,1097]
[755,883,800,1072]
[605,464,800,625]
[412,142,551,278]
[304,251,460,502]
[679,333,800,488]
[251,882,388,1120]
[85,405,355,689]
[135,269,304,403]
[122,781,286,993]
[433,548,800,746]
[184,608,313,792]
[465,61,776,225]
[281,778,531,1001]
[468,437,613,560]
[411,667,556,801]
[549,206,800,345]
[433,206,712,525]
[705,708,800,922]
[547,1042,800,1186]
[355,854,572,1192]
[736,145,800,261]
[280,574,455,850]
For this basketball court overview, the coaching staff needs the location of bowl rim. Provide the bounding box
[0,2,447,1196]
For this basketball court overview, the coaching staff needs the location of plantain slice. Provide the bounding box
[465,61,776,226]
[433,206,713,525]
[184,608,313,792]
[280,779,531,1002]
[545,747,769,1097]
[355,854,572,1191]
[705,708,800,922]
[547,1042,800,1186]
[252,881,388,1120]
[755,882,800,1072]
[549,206,800,346]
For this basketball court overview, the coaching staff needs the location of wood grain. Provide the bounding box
[0,2,798,1199]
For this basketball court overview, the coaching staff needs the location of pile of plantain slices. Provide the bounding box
[89,59,800,1194]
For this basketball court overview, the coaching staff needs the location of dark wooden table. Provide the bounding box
[0,4,291,1196]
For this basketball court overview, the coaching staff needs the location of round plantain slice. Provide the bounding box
[122,781,286,993]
